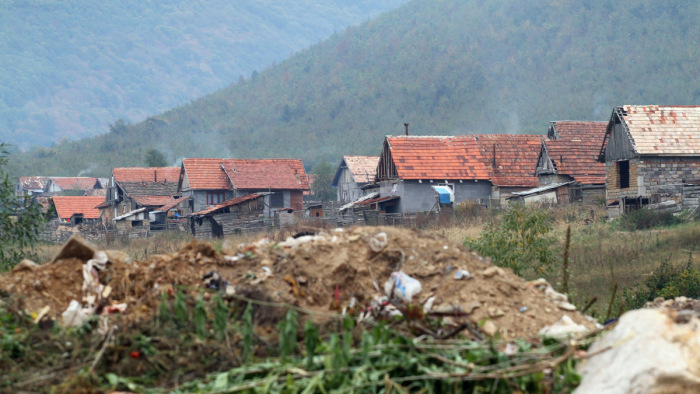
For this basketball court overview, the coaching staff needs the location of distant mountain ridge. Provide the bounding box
[8,0,700,177]
[0,0,408,147]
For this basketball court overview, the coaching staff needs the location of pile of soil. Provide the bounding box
[0,226,596,339]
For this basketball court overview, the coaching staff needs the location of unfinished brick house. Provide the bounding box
[534,121,608,204]
[599,105,700,217]
[178,158,309,214]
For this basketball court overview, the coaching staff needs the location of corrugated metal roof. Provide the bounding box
[509,182,574,197]
[114,207,147,221]
[619,105,700,155]
[52,196,104,219]
[155,196,189,212]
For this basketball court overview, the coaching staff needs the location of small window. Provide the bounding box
[206,191,226,206]
[270,192,284,208]
[618,161,630,189]
[131,220,143,227]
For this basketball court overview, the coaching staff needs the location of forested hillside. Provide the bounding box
[9,0,700,176]
[0,0,407,147]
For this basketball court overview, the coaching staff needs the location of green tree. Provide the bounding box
[0,143,46,270]
[465,204,556,275]
[144,148,167,167]
[310,160,335,202]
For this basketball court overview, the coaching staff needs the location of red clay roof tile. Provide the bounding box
[474,134,546,188]
[52,196,104,220]
[618,105,700,155]
[49,177,100,191]
[113,167,180,183]
[545,121,607,184]
[386,136,490,180]
[222,159,309,190]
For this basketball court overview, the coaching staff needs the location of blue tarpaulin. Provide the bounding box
[432,185,454,204]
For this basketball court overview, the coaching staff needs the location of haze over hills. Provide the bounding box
[0,0,408,148]
[8,0,700,177]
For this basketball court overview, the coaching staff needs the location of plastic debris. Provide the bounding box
[454,270,472,280]
[61,300,90,327]
[519,306,528,313]
[368,232,388,252]
[384,271,422,303]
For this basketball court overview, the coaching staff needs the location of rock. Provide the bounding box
[576,308,700,393]
[539,315,589,339]
[482,266,504,278]
[488,307,505,318]
[482,321,498,336]
[557,302,577,311]
[13,259,40,272]
[51,235,98,263]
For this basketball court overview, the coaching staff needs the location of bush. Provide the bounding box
[465,204,556,275]
[619,208,682,231]
[623,255,700,309]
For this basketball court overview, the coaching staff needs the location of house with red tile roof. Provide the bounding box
[50,196,105,225]
[332,156,379,203]
[44,177,102,196]
[375,134,544,213]
[100,167,182,227]
[376,135,491,213]
[533,121,608,204]
[599,105,700,216]
[178,158,309,213]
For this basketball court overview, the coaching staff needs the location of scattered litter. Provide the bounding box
[504,342,519,355]
[384,271,422,303]
[519,307,528,313]
[62,300,90,327]
[454,269,472,280]
[368,232,388,252]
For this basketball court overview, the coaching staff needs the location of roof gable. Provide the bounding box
[616,105,700,156]
[51,196,104,219]
[333,156,379,186]
[181,158,232,190]
[542,122,607,184]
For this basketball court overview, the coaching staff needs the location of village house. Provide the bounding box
[50,196,105,225]
[332,156,379,203]
[374,134,544,214]
[100,167,183,228]
[599,105,700,216]
[43,177,103,196]
[528,121,608,204]
[375,135,490,214]
[178,158,309,214]
[188,193,271,238]
[15,176,49,197]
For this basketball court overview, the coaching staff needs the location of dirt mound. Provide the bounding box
[0,227,596,339]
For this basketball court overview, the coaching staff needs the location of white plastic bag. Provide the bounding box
[384,271,422,303]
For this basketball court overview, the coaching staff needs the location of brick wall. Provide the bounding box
[606,158,640,203]
[606,157,700,204]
